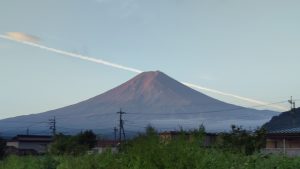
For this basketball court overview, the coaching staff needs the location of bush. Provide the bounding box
[219,125,266,155]
[49,130,96,156]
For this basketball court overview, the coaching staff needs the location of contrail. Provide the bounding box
[0,34,288,111]
[182,82,287,111]
[0,34,142,74]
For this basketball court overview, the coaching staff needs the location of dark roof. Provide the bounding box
[10,135,53,142]
[159,131,217,136]
[269,127,300,134]
[159,131,183,135]
[96,140,119,147]
[267,127,300,138]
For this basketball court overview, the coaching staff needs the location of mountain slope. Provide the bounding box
[263,108,300,131]
[0,71,278,135]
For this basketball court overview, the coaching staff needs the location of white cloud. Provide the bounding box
[0,33,142,73]
[5,32,40,43]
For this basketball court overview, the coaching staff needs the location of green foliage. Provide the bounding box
[77,130,97,149]
[39,156,59,169]
[219,125,266,155]
[0,137,6,159]
[2,127,300,169]
[49,130,96,156]
[0,155,58,169]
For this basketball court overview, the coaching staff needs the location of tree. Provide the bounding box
[49,130,97,155]
[78,130,97,149]
[220,125,266,155]
[0,137,6,159]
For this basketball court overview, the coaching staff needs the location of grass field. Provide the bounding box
[1,149,300,169]
[1,131,300,169]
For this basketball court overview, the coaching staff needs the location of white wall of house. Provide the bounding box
[19,142,49,153]
[91,147,118,154]
[6,141,19,148]
[7,141,49,154]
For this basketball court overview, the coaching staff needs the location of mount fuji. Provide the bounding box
[0,71,278,136]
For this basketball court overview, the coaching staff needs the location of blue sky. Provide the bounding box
[0,0,299,119]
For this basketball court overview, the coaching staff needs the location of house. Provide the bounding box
[90,140,119,154]
[6,135,53,155]
[263,128,300,156]
[159,131,217,147]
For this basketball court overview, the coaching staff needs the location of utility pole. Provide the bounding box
[117,109,126,143]
[289,97,297,127]
[114,127,118,142]
[288,96,296,112]
[26,128,29,135]
[49,116,56,136]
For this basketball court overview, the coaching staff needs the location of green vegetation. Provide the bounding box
[0,127,300,169]
[0,137,6,160]
[220,125,266,155]
[49,130,97,155]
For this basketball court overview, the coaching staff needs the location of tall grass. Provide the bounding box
[1,131,300,169]
[1,150,300,169]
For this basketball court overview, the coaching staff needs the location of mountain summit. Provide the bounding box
[0,71,278,135]
[91,71,227,113]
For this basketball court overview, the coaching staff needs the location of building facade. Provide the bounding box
[90,140,119,154]
[263,128,300,156]
[6,135,53,155]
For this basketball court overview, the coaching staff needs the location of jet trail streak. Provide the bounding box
[0,34,288,111]
[0,34,142,74]
[182,82,287,111]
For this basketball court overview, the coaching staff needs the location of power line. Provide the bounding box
[30,129,52,135]
[1,99,293,127]
[126,100,288,116]
[0,98,296,135]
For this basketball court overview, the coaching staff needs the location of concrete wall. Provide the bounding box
[7,141,49,154]
[6,141,19,148]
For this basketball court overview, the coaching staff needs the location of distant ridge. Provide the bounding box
[263,108,300,131]
[0,71,278,136]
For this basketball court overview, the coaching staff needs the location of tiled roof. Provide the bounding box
[269,127,300,134]
[96,140,119,147]
[11,135,53,142]
[159,131,217,136]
